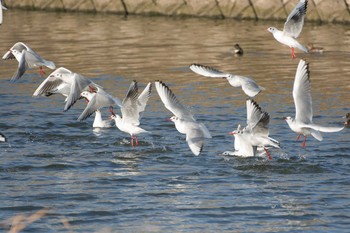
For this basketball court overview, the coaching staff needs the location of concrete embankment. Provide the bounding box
[3,0,350,23]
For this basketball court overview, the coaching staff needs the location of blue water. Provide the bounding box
[0,10,350,232]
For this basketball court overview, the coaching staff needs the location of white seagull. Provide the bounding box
[110,81,152,147]
[267,0,308,59]
[78,88,122,128]
[155,81,212,156]
[2,42,56,81]
[223,124,258,158]
[227,99,280,159]
[33,67,102,111]
[285,59,344,147]
[189,63,265,98]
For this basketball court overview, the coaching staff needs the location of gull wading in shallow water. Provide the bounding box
[189,63,265,98]
[285,59,344,147]
[78,88,122,128]
[155,81,212,156]
[110,81,152,147]
[225,99,280,160]
[223,124,258,158]
[267,0,308,59]
[33,67,102,112]
[2,42,56,81]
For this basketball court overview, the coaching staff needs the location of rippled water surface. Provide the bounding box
[0,10,350,232]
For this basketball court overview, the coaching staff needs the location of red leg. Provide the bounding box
[135,136,139,146]
[302,136,307,148]
[131,137,134,147]
[291,48,296,59]
[39,66,46,77]
[296,133,301,141]
[264,147,272,160]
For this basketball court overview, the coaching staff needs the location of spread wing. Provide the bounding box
[293,59,312,124]
[246,99,269,136]
[283,0,308,38]
[11,51,28,82]
[33,76,65,96]
[189,63,230,78]
[135,82,152,121]
[155,81,195,121]
[64,73,93,111]
[121,81,143,126]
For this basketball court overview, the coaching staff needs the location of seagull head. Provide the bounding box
[167,116,179,122]
[284,116,294,125]
[228,124,242,135]
[267,27,277,33]
[80,91,94,102]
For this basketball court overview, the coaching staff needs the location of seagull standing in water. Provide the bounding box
[2,42,56,81]
[226,99,280,159]
[189,64,265,98]
[267,0,308,59]
[285,59,344,147]
[155,81,212,156]
[110,81,152,147]
[223,124,258,158]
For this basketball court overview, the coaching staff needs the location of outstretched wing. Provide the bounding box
[283,0,308,38]
[155,81,195,121]
[293,59,312,124]
[11,51,28,82]
[189,63,230,78]
[64,73,93,111]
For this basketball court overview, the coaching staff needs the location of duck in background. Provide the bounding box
[231,43,243,56]
[307,43,324,54]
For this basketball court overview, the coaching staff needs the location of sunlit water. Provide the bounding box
[0,10,350,232]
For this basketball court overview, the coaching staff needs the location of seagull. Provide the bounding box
[2,42,56,81]
[189,63,265,98]
[0,132,6,142]
[285,59,344,147]
[110,81,152,147]
[155,81,212,156]
[33,67,102,111]
[224,125,258,157]
[267,0,308,59]
[0,0,8,25]
[78,88,122,128]
[227,99,280,159]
